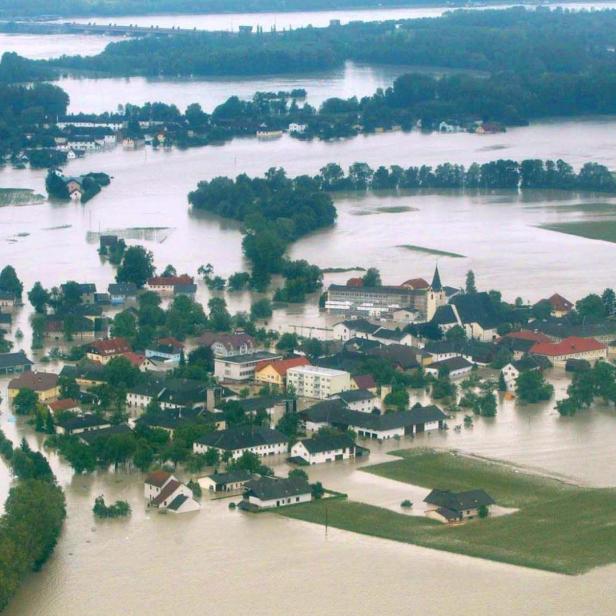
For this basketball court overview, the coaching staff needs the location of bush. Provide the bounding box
[92,495,131,519]
[401,499,413,508]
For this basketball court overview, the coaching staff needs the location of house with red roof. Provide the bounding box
[530,336,607,367]
[351,374,377,393]
[145,274,196,296]
[401,278,430,290]
[144,471,200,514]
[86,337,131,364]
[47,398,81,415]
[499,330,553,360]
[255,356,311,388]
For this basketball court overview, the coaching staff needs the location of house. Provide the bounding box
[199,470,254,493]
[138,408,224,436]
[0,292,17,309]
[235,396,288,418]
[431,304,460,333]
[144,471,200,513]
[193,426,289,460]
[450,292,501,341]
[145,274,195,296]
[145,338,184,367]
[301,401,446,439]
[214,351,282,382]
[288,123,307,134]
[86,337,131,364]
[351,374,377,393]
[158,378,209,410]
[107,282,137,305]
[331,389,378,413]
[545,293,574,317]
[60,361,107,388]
[424,489,495,524]
[502,354,551,392]
[8,371,59,402]
[401,278,430,290]
[424,340,461,363]
[47,398,81,415]
[286,365,351,399]
[242,476,311,510]
[425,356,473,379]
[197,332,257,357]
[0,312,12,329]
[77,423,132,446]
[332,319,380,341]
[530,336,607,368]
[368,344,431,370]
[370,327,417,347]
[0,351,33,375]
[290,434,356,465]
[61,282,96,305]
[499,330,552,360]
[55,413,111,436]
[254,356,311,388]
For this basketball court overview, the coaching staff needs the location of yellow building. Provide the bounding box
[8,371,60,402]
[255,357,311,388]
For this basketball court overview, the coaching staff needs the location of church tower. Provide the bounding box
[425,265,448,320]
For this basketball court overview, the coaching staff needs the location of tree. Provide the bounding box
[477,392,497,417]
[133,441,154,472]
[498,372,507,392]
[13,388,39,415]
[532,299,552,321]
[575,294,606,321]
[111,310,138,340]
[103,433,137,470]
[58,375,80,400]
[516,370,554,403]
[465,270,477,294]
[289,468,308,481]
[28,282,49,313]
[601,288,616,316]
[384,385,409,412]
[362,267,381,287]
[445,325,466,342]
[207,297,231,332]
[311,481,325,499]
[0,265,23,299]
[116,245,155,288]
[276,333,298,353]
[104,356,140,389]
[250,298,273,320]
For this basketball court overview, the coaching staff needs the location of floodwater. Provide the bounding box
[60,2,616,31]
[2,11,616,612]
[0,33,120,59]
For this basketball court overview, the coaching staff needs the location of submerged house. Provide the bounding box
[241,476,312,510]
[424,489,495,524]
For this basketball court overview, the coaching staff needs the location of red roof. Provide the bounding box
[346,277,364,287]
[88,337,131,357]
[255,356,310,377]
[48,398,80,412]
[547,293,574,312]
[151,479,181,506]
[531,336,606,357]
[157,337,184,350]
[401,278,430,290]
[503,330,552,344]
[352,374,377,390]
[121,351,146,367]
[147,274,194,287]
[145,470,172,488]
[9,371,59,392]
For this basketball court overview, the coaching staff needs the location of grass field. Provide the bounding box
[397,244,465,258]
[539,220,616,244]
[277,449,616,575]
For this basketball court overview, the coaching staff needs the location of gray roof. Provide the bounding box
[167,494,189,511]
[451,292,501,330]
[338,319,380,335]
[108,282,137,295]
[432,305,458,326]
[335,389,376,403]
[424,489,495,512]
[298,434,354,454]
[245,476,310,500]
[78,423,132,445]
[207,470,254,485]
[57,414,110,431]
[219,351,281,365]
[0,351,33,369]
[196,426,288,451]
[372,328,407,341]
[427,356,473,372]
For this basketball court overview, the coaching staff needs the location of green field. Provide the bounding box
[397,244,466,258]
[539,220,616,244]
[277,449,616,575]
[0,188,44,206]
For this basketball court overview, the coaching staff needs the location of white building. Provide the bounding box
[332,389,378,413]
[425,356,473,379]
[288,123,307,134]
[214,351,282,382]
[290,434,356,465]
[242,476,312,510]
[286,365,351,399]
[193,426,288,460]
[144,471,200,513]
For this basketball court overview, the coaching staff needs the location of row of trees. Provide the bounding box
[0,431,66,611]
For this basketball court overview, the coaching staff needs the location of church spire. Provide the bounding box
[431,265,443,292]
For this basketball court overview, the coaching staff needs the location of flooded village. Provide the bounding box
[2,2,616,615]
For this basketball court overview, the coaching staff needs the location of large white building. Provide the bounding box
[286,365,351,399]
[290,434,356,465]
[193,426,289,460]
[214,351,282,382]
[242,476,312,510]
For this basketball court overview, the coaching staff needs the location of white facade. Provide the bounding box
[214,353,281,382]
[290,441,354,465]
[286,365,351,399]
[193,440,287,460]
[246,492,311,509]
[501,363,520,392]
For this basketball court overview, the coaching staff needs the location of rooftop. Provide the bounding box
[196,426,288,451]
[145,470,173,488]
[9,371,58,392]
[297,433,355,454]
[0,351,33,369]
[218,351,281,365]
[255,356,311,377]
[424,489,495,512]
[531,336,607,357]
[287,364,349,377]
[244,475,310,501]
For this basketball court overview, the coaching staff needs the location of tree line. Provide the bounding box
[0,431,66,611]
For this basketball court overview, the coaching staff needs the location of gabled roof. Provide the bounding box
[167,494,189,511]
[530,336,606,357]
[427,356,473,372]
[546,293,574,312]
[424,489,495,512]
[503,330,552,344]
[432,304,459,326]
[151,479,182,506]
[245,476,310,500]
[145,470,173,488]
[88,337,131,357]
[401,278,430,290]
[372,327,408,342]
[207,470,254,485]
[367,344,422,370]
[48,398,81,413]
[9,371,58,392]
[408,403,448,424]
[56,413,109,431]
[78,423,132,445]
[336,319,380,335]
[147,274,194,287]
[352,374,376,390]
[451,292,501,330]
[255,356,310,377]
[424,340,458,355]
[297,433,354,454]
[197,332,255,352]
[196,426,288,451]
[431,266,443,292]
[0,351,33,369]
[336,389,376,403]
[107,282,137,295]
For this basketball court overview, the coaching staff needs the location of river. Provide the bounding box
[2,5,616,613]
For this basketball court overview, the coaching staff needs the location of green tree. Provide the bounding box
[13,388,38,415]
[28,282,49,313]
[465,270,477,294]
[576,294,606,320]
[111,310,138,340]
[276,332,298,353]
[362,267,381,287]
[116,245,155,288]
[498,371,507,392]
[601,288,616,316]
[445,325,466,342]
[250,298,273,320]
[0,265,23,300]
[516,370,554,403]
[104,356,140,389]
[207,297,232,332]
[289,468,308,481]
[532,299,552,321]
[133,440,154,472]
[58,375,79,400]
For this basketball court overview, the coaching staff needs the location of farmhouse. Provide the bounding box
[55,414,111,436]
[86,337,131,364]
[145,274,196,296]
[199,470,254,493]
[193,426,289,460]
[424,489,495,524]
[530,336,607,367]
[331,389,378,413]
[242,476,311,510]
[290,434,356,465]
[144,471,200,514]
[197,332,256,357]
